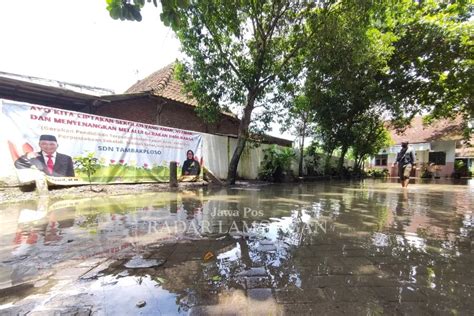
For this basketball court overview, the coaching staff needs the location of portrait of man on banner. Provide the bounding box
[3,101,203,184]
[14,134,75,177]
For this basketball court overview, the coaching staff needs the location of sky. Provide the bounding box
[0,0,293,140]
[0,0,180,93]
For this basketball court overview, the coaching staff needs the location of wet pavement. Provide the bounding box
[0,179,473,315]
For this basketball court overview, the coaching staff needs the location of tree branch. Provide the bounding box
[196,6,244,83]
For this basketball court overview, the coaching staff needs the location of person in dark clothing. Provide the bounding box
[14,135,75,177]
[393,141,415,188]
[181,149,201,176]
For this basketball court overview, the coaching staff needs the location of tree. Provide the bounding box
[305,0,392,174]
[107,0,326,184]
[74,152,100,191]
[350,113,392,173]
[381,0,473,133]
[305,0,472,175]
[280,94,315,177]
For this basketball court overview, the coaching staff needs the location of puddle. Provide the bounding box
[0,179,473,314]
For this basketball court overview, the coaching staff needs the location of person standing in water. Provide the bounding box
[394,141,416,188]
[181,149,201,176]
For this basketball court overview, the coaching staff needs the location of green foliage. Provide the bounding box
[291,96,314,141]
[455,160,465,172]
[171,0,319,184]
[306,0,472,174]
[74,155,172,183]
[453,159,472,178]
[382,0,473,128]
[365,168,389,178]
[281,94,314,137]
[106,0,473,180]
[351,114,393,172]
[259,145,296,182]
[306,0,391,174]
[105,0,188,24]
[106,0,323,184]
[75,164,171,183]
[302,141,323,176]
[74,152,101,186]
[106,0,150,21]
[169,1,315,125]
[281,94,315,176]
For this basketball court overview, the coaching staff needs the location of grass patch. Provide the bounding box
[75,165,181,183]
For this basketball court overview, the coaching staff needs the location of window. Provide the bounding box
[429,152,446,165]
[375,154,388,166]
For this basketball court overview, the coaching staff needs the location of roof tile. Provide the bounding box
[126,63,198,106]
[389,116,464,144]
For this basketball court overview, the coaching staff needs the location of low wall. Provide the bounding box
[202,133,294,180]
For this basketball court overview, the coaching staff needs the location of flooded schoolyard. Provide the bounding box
[0,180,473,315]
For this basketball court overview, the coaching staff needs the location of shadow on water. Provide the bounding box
[0,179,473,314]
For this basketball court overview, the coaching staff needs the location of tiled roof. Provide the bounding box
[456,146,474,158]
[126,63,198,106]
[389,116,464,144]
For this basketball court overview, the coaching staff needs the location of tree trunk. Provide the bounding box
[227,91,256,185]
[353,155,360,174]
[298,140,304,177]
[324,149,334,175]
[298,120,306,177]
[338,145,348,175]
[359,154,366,173]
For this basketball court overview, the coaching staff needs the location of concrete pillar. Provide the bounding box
[35,174,49,196]
[170,161,178,187]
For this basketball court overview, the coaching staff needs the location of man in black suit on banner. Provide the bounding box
[14,135,75,177]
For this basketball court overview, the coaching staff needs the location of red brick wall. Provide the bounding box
[95,97,156,125]
[94,96,240,136]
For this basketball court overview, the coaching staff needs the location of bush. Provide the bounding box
[453,160,472,178]
[74,152,100,189]
[420,170,433,178]
[259,145,296,182]
[365,168,389,178]
[302,143,324,176]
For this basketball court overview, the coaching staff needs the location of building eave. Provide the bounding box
[0,76,103,111]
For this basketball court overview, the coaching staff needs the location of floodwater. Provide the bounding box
[0,180,473,315]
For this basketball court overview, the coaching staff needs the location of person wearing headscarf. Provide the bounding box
[181,149,201,176]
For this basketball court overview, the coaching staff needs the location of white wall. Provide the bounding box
[371,141,457,177]
[201,133,230,179]
[431,141,456,163]
[202,133,293,180]
[430,140,456,177]
[416,150,429,164]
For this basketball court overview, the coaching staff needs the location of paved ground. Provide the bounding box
[0,180,473,315]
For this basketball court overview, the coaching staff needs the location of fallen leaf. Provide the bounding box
[203,251,214,261]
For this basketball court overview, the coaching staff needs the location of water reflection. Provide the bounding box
[0,180,473,314]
